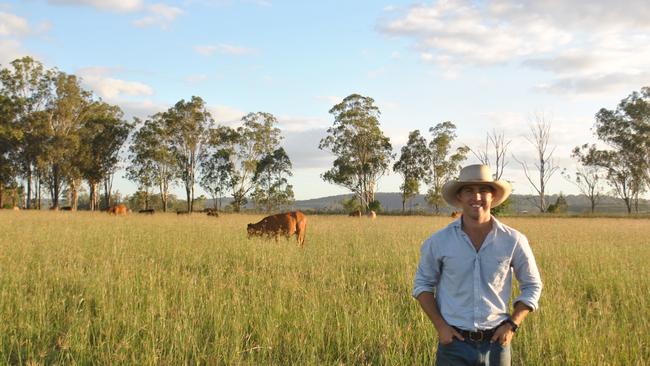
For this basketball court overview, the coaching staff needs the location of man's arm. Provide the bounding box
[416,291,464,344]
[490,301,532,345]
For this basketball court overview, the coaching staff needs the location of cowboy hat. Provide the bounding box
[442,164,512,208]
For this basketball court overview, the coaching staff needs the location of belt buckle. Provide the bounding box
[469,330,483,342]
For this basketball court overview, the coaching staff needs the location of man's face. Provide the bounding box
[456,184,494,220]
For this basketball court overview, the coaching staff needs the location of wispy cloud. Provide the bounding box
[379,0,650,95]
[77,67,154,100]
[47,0,143,13]
[132,3,183,29]
[0,11,30,37]
[194,43,256,56]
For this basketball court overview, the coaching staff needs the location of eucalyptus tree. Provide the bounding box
[210,112,283,212]
[565,145,604,213]
[426,121,469,214]
[0,56,54,208]
[319,94,393,213]
[163,96,214,213]
[199,138,234,211]
[0,94,20,207]
[574,87,650,214]
[251,147,294,212]
[43,72,94,208]
[79,103,131,210]
[127,115,177,212]
[393,129,429,212]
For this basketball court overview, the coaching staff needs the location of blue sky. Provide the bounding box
[2,0,649,200]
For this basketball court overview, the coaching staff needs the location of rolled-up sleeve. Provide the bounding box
[412,239,440,299]
[511,235,543,311]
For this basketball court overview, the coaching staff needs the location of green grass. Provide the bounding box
[0,211,648,365]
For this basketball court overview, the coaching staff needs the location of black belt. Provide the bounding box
[452,326,497,342]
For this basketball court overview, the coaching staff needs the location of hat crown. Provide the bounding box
[458,164,494,182]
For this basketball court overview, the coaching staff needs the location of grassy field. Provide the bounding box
[0,211,648,365]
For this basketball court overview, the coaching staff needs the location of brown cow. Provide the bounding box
[451,211,462,219]
[348,209,362,217]
[60,206,73,211]
[107,204,128,215]
[138,209,154,214]
[247,211,307,247]
[367,210,377,219]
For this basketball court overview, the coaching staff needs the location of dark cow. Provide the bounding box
[176,210,190,215]
[138,209,155,214]
[247,211,307,247]
[348,209,362,217]
[60,206,73,211]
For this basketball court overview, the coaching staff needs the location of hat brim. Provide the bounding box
[442,180,512,208]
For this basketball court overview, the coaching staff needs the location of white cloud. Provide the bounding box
[0,11,30,37]
[0,39,26,64]
[77,67,154,100]
[132,3,183,29]
[208,105,246,125]
[48,0,143,12]
[194,43,256,56]
[184,73,209,84]
[379,0,650,96]
[316,95,342,105]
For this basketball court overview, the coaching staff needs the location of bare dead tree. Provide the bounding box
[513,114,559,213]
[470,129,511,180]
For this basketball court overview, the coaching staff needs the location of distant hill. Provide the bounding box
[289,192,650,214]
[31,191,649,215]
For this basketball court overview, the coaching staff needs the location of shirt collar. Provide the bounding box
[451,215,504,233]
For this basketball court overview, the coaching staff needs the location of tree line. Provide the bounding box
[0,57,293,213]
[1,57,649,214]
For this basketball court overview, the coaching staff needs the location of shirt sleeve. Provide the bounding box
[511,234,543,311]
[412,238,441,299]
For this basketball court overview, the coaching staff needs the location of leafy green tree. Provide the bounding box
[251,147,294,212]
[319,94,393,213]
[210,112,283,212]
[426,121,469,214]
[127,115,177,212]
[43,72,94,208]
[199,146,234,211]
[595,87,649,212]
[0,57,54,208]
[547,192,568,214]
[79,103,131,210]
[566,145,604,213]
[393,130,429,212]
[0,94,21,208]
[162,96,214,213]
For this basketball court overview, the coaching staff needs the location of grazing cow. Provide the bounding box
[107,204,128,215]
[367,210,376,219]
[138,209,154,214]
[60,206,73,211]
[177,210,190,215]
[247,211,307,247]
[451,211,462,219]
[348,209,362,217]
[12,206,20,211]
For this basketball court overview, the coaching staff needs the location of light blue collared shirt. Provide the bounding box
[413,216,542,331]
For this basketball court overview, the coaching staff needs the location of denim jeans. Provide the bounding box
[436,338,511,366]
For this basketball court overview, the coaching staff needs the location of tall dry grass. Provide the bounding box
[0,211,648,365]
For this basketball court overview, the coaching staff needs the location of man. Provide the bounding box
[413,164,542,365]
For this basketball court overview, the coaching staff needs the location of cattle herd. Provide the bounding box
[17,205,394,248]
